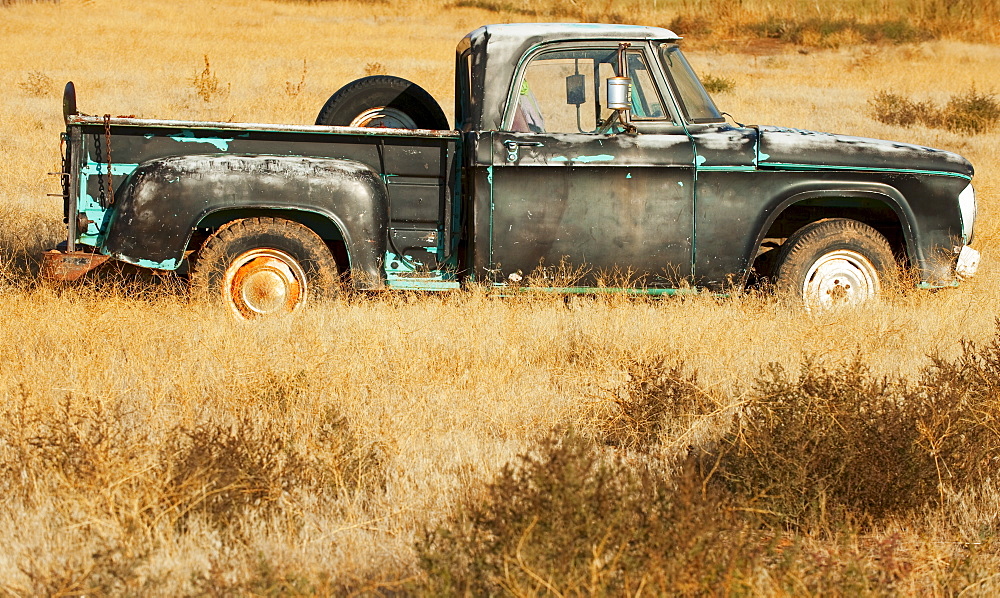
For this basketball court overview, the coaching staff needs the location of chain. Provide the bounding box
[103,114,114,206]
[94,128,106,208]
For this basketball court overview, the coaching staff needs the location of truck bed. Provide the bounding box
[62,114,461,286]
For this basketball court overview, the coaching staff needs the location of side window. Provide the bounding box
[658,44,723,124]
[508,48,669,133]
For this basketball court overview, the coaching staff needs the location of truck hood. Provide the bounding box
[757,126,973,178]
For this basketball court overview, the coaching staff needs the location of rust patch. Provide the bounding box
[40,250,111,282]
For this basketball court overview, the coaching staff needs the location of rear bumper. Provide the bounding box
[40,250,110,282]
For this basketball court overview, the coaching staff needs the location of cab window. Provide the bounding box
[658,44,724,124]
[508,47,670,133]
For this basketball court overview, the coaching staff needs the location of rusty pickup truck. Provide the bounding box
[44,23,980,317]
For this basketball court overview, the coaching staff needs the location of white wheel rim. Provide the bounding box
[803,250,881,309]
[223,248,307,319]
[349,107,417,128]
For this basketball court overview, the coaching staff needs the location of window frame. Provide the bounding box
[501,41,682,133]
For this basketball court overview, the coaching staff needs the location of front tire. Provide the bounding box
[191,218,339,319]
[773,218,898,310]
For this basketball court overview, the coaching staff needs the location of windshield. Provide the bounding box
[658,44,723,124]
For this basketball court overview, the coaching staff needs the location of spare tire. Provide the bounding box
[315,75,449,130]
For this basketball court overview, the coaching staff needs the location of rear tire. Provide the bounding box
[191,217,339,319]
[773,218,898,310]
[315,75,449,129]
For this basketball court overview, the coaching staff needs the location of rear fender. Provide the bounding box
[102,154,388,288]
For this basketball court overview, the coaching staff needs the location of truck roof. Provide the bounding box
[464,23,681,47]
[458,23,681,131]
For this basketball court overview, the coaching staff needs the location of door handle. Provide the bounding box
[504,140,543,162]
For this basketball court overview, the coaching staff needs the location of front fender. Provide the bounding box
[102,154,389,288]
[749,183,918,263]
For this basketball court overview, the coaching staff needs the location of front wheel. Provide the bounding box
[190,217,340,319]
[773,218,898,310]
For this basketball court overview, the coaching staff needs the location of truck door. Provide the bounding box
[484,44,695,288]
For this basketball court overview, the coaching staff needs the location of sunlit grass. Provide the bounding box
[2,0,1000,592]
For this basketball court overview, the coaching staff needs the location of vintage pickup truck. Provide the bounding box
[44,23,980,317]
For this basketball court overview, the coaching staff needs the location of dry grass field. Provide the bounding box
[3,0,1000,595]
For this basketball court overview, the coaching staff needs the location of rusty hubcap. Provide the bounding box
[223,249,306,319]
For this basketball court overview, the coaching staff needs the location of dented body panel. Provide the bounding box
[49,23,979,297]
[106,154,389,285]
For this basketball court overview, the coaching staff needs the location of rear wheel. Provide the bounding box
[773,218,898,310]
[191,217,339,319]
[315,75,449,129]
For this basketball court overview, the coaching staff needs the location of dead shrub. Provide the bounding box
[598,358,712,453]
[869,87,1000,134]
[704,333,1000,530]
[707,359,935,529]
[416,429,749,596]
[868,90,940,127]
[17,71,52,97]
[702,73,736,94]
[164,408,384,534]
[191,55,229,103]
[943,88,1000,134]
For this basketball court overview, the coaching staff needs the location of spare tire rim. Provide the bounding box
[350,107,419,128]
[803,249,881,310]
[223,248,307,319]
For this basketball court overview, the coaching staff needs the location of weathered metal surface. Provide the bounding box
[51,23,978,300]
[105,154,391,286]
[65,114,460,138]
[475,130,695,287]
[41,250,110,281]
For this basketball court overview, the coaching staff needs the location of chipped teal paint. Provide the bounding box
[758,151,770,161]
[384,250,423,274]
[698,165,756,172]
[695,155,706,166]
[132,257,179,270]
[486,166,493,184]
[549,154,614,164]
[626,172,632,179]
[168,130,231,151]
[678,181,683,186]
[763,162,972,180]
[917,280,960,290]
[494,284,702,297]
[81,161,139,176]
[386,279,461,291]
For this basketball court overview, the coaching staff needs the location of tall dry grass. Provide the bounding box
[2,0,1000,593]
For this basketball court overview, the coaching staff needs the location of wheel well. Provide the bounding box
[190,209,350,273]
[750,197,908,284]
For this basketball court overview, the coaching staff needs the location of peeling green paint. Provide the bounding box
[386,279,461,291]
[698,165,756,172]
[168,130,231,151]
[695,155,706,166]
[81,161,139,176]
[496,285,703,297]
[132,257,179,270]
[549,154,614,163]
[764,161,971,179]
[626,172,632,179]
